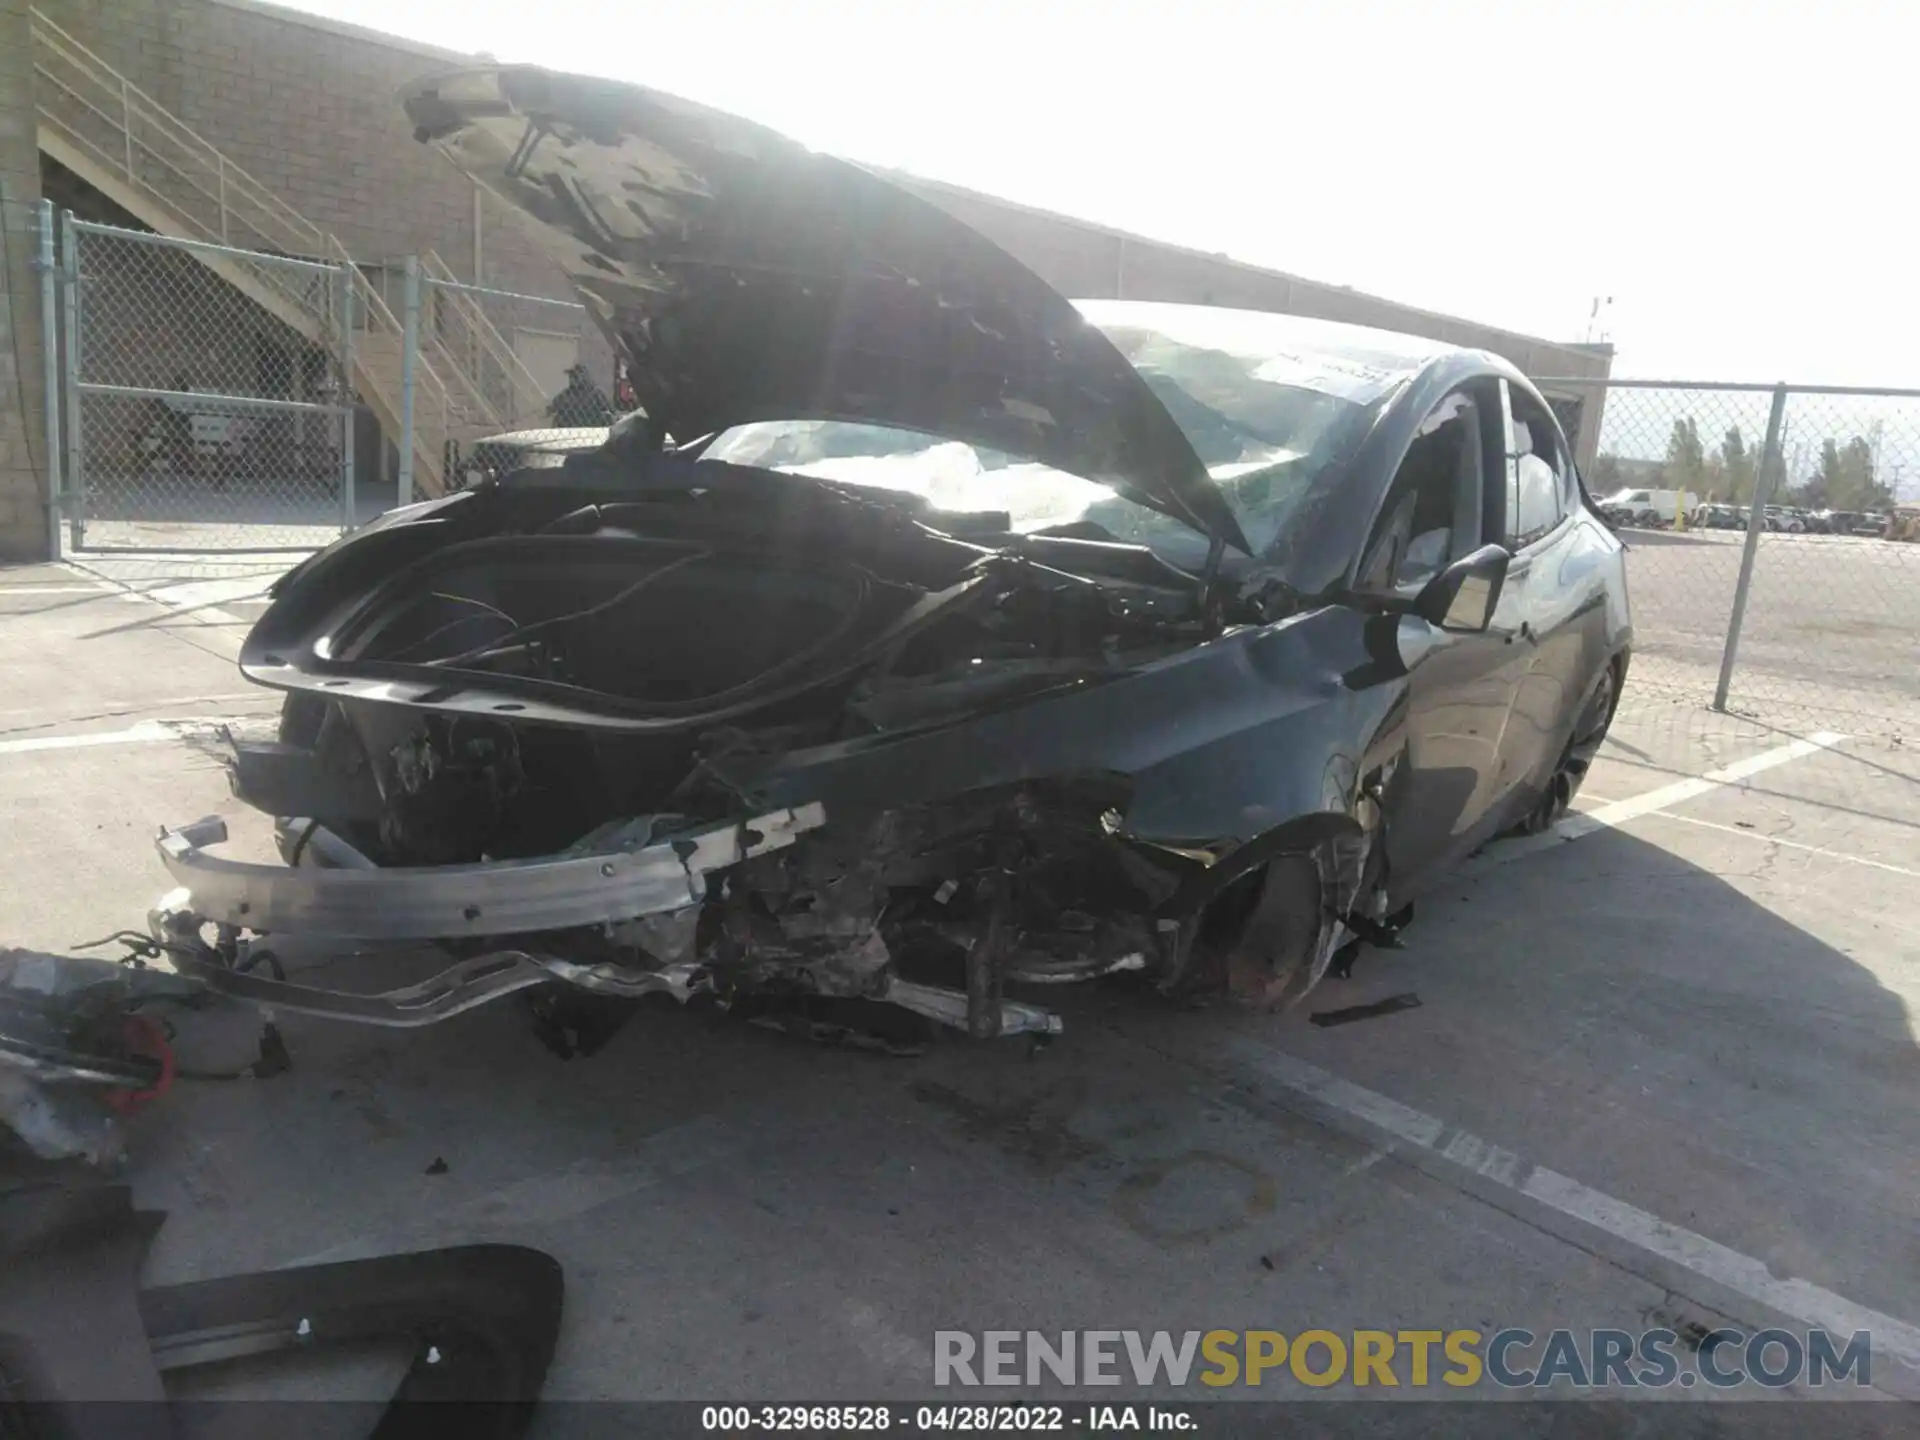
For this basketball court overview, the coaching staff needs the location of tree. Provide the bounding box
[1664,417,1709,500]
[1719,426,1756,502]
[1590,453,1624,493]
[1839,435,1890,509]
[1798,434,1893,511]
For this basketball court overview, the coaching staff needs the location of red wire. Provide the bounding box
[103,1013,176,1114]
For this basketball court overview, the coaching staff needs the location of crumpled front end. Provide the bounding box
[145,721,1380,1048]
[146,776,1146,1043]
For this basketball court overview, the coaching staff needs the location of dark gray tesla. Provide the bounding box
[150,65,1632,1039]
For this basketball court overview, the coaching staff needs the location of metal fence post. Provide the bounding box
[339,266,356,533]
[34,200,62,560]
[120,79,135,183]
[1713,383,1789,711]
[60,214,85,552]
[398,254,420,504]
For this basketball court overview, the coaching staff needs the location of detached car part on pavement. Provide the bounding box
[0,1184,561,1434]
[138,64,1631,1048]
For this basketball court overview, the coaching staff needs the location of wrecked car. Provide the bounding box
[142,65,1631,1045]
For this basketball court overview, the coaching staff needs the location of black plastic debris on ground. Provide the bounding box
[1308,992,1422,1028]
[0,1183,562,1437]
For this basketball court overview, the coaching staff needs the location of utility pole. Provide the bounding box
[1583,295,1614,344]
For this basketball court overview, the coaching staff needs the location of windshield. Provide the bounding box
[701,305,1391,563]
[702,420,1215,562]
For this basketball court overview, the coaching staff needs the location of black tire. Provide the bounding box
[1514,659,1621,836]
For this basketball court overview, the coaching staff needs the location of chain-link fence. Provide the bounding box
[61,216,360,552]
[400,264,613,498]
[1540,377,1920,735]
[42,209,621,547]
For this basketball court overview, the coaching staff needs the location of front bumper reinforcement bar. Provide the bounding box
[145,802,1063,1038]
[154,804,826,941]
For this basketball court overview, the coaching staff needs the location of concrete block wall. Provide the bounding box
[35,0,562,294]
[35,0,609,422]
[1,0,49,560]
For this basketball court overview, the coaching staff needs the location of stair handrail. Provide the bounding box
[30,9,324,260]
[30,6,506,490]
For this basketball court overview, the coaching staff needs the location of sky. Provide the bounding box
[289,0,1913,388]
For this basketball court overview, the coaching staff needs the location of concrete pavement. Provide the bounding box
[0,557,1914,1426]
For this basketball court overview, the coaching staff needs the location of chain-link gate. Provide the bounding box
[1539,377,1920,736]
[59,216,357,553]
[400,262,609,499]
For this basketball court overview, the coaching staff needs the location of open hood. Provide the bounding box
[402,67,1250,554]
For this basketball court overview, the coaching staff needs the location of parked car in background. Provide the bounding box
[1764,506,1807,533]
[1598,488,1684,527]
[136,390,259,476]
[1807,509,1873,535]
[1690,502,1742,530]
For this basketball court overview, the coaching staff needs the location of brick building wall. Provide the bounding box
[1,0,48,559]
[36,0,557,292]
[36,0,609,408]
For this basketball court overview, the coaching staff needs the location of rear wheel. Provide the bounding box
[1516,660,1620,835]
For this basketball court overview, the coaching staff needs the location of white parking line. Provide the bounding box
[1226,1039,1920,1372]
[1470,732,1848,870]
[0,584,111,595]
[1622,809,1920,879]
[1579,732,1849,830]
[0,717,261,757]
[0,693,268,723]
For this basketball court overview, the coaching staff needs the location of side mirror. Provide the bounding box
[1412,543,1511,634]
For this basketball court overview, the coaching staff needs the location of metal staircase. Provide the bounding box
[28,8,539,496]
[420,249,552,430]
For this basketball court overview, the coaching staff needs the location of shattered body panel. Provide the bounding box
[138,65,1631,1044]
